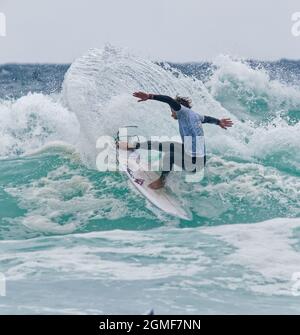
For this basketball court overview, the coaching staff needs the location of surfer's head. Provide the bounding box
[175,95,192,108]
[171,95,192,119]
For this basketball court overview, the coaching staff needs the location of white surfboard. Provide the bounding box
[121,150,191,220]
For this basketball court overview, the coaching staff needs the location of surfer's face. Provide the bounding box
[171,109,177,120]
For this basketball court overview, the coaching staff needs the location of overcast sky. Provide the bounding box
[0,0,299,63]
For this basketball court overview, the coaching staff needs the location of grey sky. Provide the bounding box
[0,0,299,63]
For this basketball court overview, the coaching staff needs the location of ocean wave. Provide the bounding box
[207,55,300,122]
[0,93,80,158]
[1,217,300,298]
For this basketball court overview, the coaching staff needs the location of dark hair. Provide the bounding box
[175,95,192,108]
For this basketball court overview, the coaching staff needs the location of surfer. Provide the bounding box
[121,92,233,189]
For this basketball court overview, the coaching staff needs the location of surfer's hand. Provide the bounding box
[133,92,150,102]
[219,118,233,129]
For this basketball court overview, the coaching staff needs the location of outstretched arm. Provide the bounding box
[203,116,233,129]
[133,92,233,129]
[133,92,181,111]
[203,115,220,125]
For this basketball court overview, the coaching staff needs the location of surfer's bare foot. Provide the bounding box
[118,141,129,150]
[148,178,165,190]
[119,141,136,150]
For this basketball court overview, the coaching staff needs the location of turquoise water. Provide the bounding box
[0,46,300,314]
